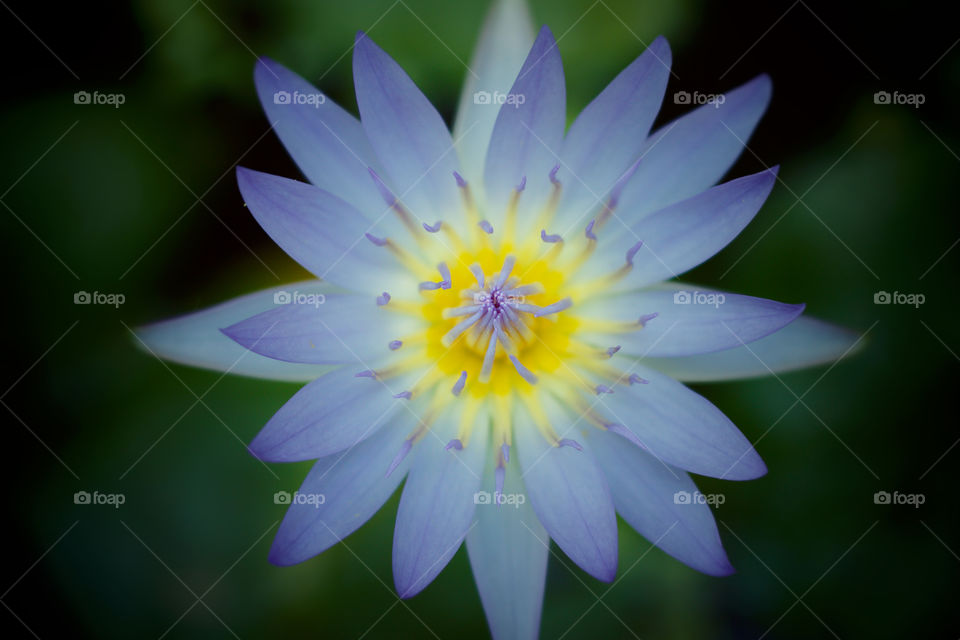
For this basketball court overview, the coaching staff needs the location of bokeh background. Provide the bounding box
[1,0,957,638]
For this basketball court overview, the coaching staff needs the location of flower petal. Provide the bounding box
[236,167,413,293]
[483,26,565,231]
[575,287,804,357]
[615,74,773,221]
[393,414,489,598]
[515,397,618,582]
[353,32,462,222]
[556,37,672,228]
[645,315,864,382]
[454,0,535,185]
[593,363,766,480]
[268,413,416,565]
[221,292,416,364]
[466,452,547,640]
[586,167,778,289]
[247,367,410,462]
[134,282,333,382]
[586,429,734,576]
[253,57,391,222]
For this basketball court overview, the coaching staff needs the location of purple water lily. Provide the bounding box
[137,1,860,637]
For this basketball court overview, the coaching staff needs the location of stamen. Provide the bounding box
[606,423,645,449]
[585,219,597,241]
[478,220,494,234]
[393,391,412,400]
[492,255,515,289]
[388,340,402,350]
[365,232,387,247]
[628,373,649,385]
[444,438,463,451]
[422,220,442,233]
[419,281,442,291]
[368,167,417,233]
[532,297,572,317]
[625,240,643,266]
[606,345,621,357]
[354,370,377,379]
[501,443,510,462]
[509,354,538,385]
[638,312,658,327]
[595,384,614,395]
[437,262,452,289]
[385,438,413,477]
[557,438,582,451]
[540,229,562,243]
[549,164,561,186]
[469,263,485,288]
[607,157,642,210]
[453,171,468,188]
[451,371,467,396]
[376,292,391,306]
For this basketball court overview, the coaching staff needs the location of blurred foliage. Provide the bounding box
[1,0,957,638]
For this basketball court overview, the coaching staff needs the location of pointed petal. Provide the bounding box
[483,26,565,230]
[616,74,773,220]
[515,397,618,581]
[645,315,864,382]
[254,57,391,221]
[594,363,766,480]
[236,167,413,293]
[393,415,489,598]
[454,0,535,184]
[221,292,417,364]
[556,37,672,227]
[467,451,547,640]
[587,168,778,289]
[575,287,804,357]
[587,429,734,576]
[248,367,411,462]
[134,282,333,381]
[269,415,415,565]
[353,33,462,221]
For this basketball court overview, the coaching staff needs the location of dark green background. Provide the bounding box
[1,0,957,638]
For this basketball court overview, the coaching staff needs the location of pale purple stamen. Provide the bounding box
[540,229,562,243]
[625,241,643,266]
[509,354,538,385]
[386,438,413,477]
[606,345,621,357]
[445,439,463,451]
[549,164,561,185]
[478,220,494,234]
[628,373,649,385]
[516,176,527,192]
[365,232,387,247]
[393,391,412,400]
[558,438,582,451]
[607,157,642,210]
[585,219,597,240]
[469,263,485,288]
[533,297,572,317]
[438,262,451,289]
[368,167,397,206]
[355,370,376,379]
[376,292,391,306]
[493,255,515,289]
[451,371,467,396]
[423,220,442,233]
[419,281,442,291]
[596,384,614,395]
[501,443,510,462]
[453,171,468,188]
[389,340,402,350]
[638,312,658,327]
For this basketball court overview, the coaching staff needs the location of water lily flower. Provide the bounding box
[137,1,861,637]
